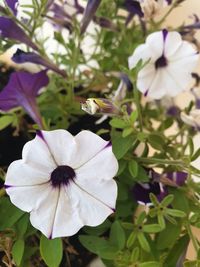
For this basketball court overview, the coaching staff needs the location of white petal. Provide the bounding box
[146,31,164,60]
[6,183,51,212]
[75,145,118,181]
[169,53,199,74]
[5,160,50,186]
[69,182,115,227]
[30,186,60,238]
[41,130,77,166]
[137,64,156,94]
[22,133,56,172]
[70,130,109,168]
[169,41,199,61]
[164,31,182,58]
[50,186,83,238]
[128,44,151,69]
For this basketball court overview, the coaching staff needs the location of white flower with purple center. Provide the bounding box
[128,30,199,99]
[5,130,118,239]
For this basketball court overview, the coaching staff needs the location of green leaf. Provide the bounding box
[164,234,189,267]
[83,220,111,236]
[110,118,128,129]
[169,188,189,214]
[156,222,182,250]
[128,160,138,178]
[139,262,160,267]
[40,236,63,267]
[130,247,140,262]
[0,197,24,230]
[165,208,186,218]
[149,193,159,206]
[109,221,126,250]
[184,260,200,267]
[15,214,29,238]
[127,232,137,248]
[112,134,134,159]
[12,239,25,266]
[0,115,14,130]
[161,194,174,207]
[191,148,200,161]
[136,211,146,225]
[122,127,133,137]
[99,246,118,260]
[188,137,194,157]
[148,133,165,151]
[130,110,138,123]
[158,214,165,229]
[143,224,162,233]
[79,235,109,255]
[137,233,150,252]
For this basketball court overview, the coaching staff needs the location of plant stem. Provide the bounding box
[185,223,199,255]
[134,85,143,132]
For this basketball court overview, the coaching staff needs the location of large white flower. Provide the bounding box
[128,30,199,99]
[5,130,118,239]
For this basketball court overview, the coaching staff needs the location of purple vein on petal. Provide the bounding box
[144,89,149,97]
[36,130,59,166]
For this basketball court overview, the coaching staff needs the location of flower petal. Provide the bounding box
[5,160,50,187]
[146,31,164,60]
[128,44,151,69]
[22,133,56,171]
[137,64,156,94]
[169,41,198,61]
[30,186,60,238]
[6,183,50,212]
[40,130,76,166]
[71,130,109,168]
[164,31,182,58]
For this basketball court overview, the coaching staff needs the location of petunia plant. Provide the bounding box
[1,0,200,266]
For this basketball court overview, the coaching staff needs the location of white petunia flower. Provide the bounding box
[181,109,200,128]
[128,30,199,99]
[5,130,118,239]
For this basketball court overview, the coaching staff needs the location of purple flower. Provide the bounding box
[0,70,49,127]
[124,0,144,17]
[5,0,18,15]
[0,17,38,50]
[12,49,67,78]
[132,170,188,205]
[81,0,102,34]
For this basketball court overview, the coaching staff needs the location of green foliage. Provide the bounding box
[40,235,63,267]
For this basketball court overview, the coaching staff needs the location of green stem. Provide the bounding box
[133,156,187,167]
[134,86,143,132]
[185,223,199,255]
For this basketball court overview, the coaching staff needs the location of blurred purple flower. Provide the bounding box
[12,49,67,78]
[5,0,18,15]
[124,0,144,17]
[0,17,38,50]
[132,170,188,205]
[80,0,102,34]
[0,70,49,127]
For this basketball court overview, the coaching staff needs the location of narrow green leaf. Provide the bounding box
[143,224,162,233]
[110,118,128,129]
[137,233,150,252]
[128,160,138,178]
[130,110,138,123]
[127,232,137,248]
[191,148,200,161]
[40,236,63,267]
[165,208,186,218]
[136,211,146,225]
[130,247,140,262]
[158,214,165,229]
[161,195,174,207]
[12,239,25,266]
[149,193,159,206]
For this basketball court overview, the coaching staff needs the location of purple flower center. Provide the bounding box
[155,55,168,69]
[50,165,75,187]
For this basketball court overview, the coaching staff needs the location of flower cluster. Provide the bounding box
[0,0,200,266]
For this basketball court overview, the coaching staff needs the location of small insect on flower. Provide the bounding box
[5,130,118,238]
[129,30,199,99]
